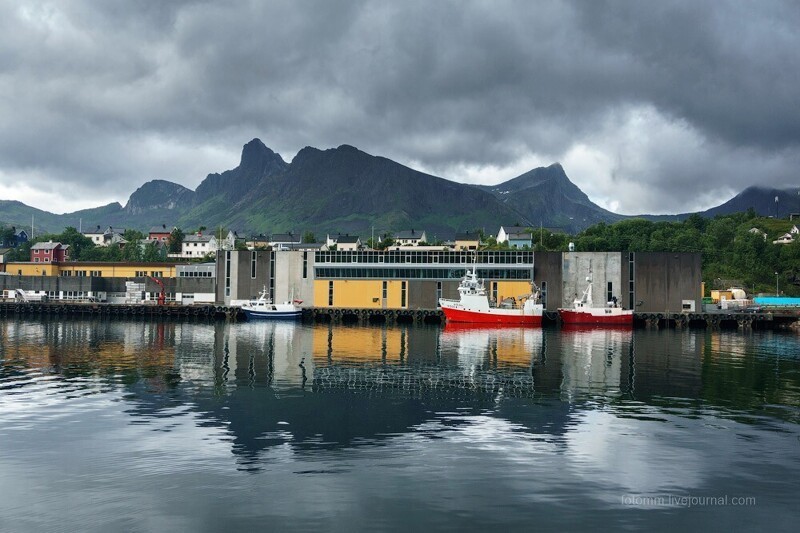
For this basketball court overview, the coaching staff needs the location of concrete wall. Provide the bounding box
[533,251,563,311]
[274,251,315,305]
[632,252,702,313]
[561,252,624,308]
[217,250,272,304]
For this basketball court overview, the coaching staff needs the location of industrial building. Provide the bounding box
[2,250,702,314]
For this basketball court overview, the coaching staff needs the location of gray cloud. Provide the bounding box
[1,0,798,215]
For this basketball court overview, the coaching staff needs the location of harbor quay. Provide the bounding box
[1,250,797,328]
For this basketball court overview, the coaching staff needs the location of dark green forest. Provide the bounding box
[526,210,800,296]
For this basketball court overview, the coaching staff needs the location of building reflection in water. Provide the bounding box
[7,318,798,473]
[558,326,630,402]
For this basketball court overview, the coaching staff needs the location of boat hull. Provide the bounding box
[441,305,542,326]
[558,309,633,326]
[242,309,302,320]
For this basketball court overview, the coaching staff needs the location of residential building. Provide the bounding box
[0,248,10,264]
[334,235,361,251]
[139,239,168,259]
[748,227,768,241]
[395,230,427,247]
[1,227,28,248]
[175,233,218,258]
[772,225,799,245]
[270,233,301,250]
[148,225,173,242]
[496,226,528,244]
[83,225,126,247]
[454,232,480,251]
[30,241,70,263]
[507,232,534,249]
[246,234,270,250]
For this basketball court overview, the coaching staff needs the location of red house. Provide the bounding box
[30,241,70,263]
[149,225,174,242]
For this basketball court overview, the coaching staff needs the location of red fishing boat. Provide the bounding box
[558,270,633,326]
[438,267,544,325]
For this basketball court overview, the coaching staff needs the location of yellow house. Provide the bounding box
[454,232,480,251]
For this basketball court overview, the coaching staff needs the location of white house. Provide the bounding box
[327,233,361,250]
[496,226,528,244]
[395,230,427,247]
[175,233,218,258]
[772,225,799,245]
[83,225,126,247]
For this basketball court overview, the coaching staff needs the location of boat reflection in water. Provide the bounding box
[558,325,632,402]
[310,322,545,397]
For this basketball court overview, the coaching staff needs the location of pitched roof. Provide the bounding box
[183,234,215,243]
[278,242,325,250]
[508,232,533,240]
[149,225,171,233]
[501,226,528,234]
[336,235,361,244]
[31,241,62,250]
[395,230,426,239]
[270,233,300,243]
[455,232,480,241]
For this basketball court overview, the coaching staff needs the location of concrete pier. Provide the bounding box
[1,301,797,329]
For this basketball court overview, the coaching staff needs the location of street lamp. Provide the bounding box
[775,271,779,297]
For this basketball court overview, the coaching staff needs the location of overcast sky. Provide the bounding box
[1,0,799,216]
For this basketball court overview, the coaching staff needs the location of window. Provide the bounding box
[151,271,163,278]
[225,251,231,297]
[328,280,334,306]
[34,258,39,263]
[302,252,308,279]
[135,271,147,277]
[436,281,442,306]
[252,251,257,279]
[401,281,407,307]
[492,282,498,303]
[540,281,547,308]
[90,270,101,277]
[382,281,387,299]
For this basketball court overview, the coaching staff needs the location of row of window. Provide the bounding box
[58,270,164,278]
[178,271,214,277]
[315,251,534,265]
[315,268,532,280]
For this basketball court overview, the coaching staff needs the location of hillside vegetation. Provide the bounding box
[528,210,800,296]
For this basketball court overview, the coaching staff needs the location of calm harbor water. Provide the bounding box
[1,318,799,532]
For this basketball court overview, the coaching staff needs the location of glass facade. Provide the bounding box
[314,251,533,280]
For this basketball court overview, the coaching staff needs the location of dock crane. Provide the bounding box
[148,276,166,305]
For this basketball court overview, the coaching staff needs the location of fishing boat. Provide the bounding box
[241,286,303,320]
[558,270,632,326]
[438,266,543,325]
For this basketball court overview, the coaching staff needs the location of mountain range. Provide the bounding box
[1,139,798,239]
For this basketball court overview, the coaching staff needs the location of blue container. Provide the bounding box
[753,296,800,307]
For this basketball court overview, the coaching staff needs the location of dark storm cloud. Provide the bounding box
[0,0,798,214]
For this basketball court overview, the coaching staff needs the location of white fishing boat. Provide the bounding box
[241,286,303,320]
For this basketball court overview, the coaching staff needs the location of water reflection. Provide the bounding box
[2,317,800,530]
[559,326,630,401]
[2,318,800,463]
